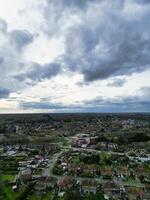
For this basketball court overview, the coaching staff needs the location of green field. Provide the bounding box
[27,192,52,200]
[1,174,15,182]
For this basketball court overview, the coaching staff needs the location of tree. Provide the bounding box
[63,190,81,200]
[0,173,8,200]
[85,192,105,200]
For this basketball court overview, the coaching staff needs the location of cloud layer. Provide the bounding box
[0,0,150,112]
[0,88,11,99]
[19,86,150,112]
[61,0,150,81]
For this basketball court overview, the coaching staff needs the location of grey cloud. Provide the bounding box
[63,0,150,82]
[83,87,150,112]
[43,0,100,37]
[0,19,36,97]
[20,101,74,110]
[2,0,149,95]
[107,78,126,87]
[9,30,34,50]
[19,92,150,112]
[15,62,61,82]
[46,0,99,9]
[0,88,11,99]
[136,0,150,4]
[138,87,150,101]
[1,0,150,114]
[42,0,150,82]
[0,57,4,65]
[139,86,150,95]
[19,86,150,112]
[0,17,60,99]
[0,18,7,33]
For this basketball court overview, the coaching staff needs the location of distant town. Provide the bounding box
[0,113,150,200]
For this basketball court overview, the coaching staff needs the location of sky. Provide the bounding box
[0,0,150,113]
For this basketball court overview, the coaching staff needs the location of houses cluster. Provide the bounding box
[34,176,57,194]
[71,133,119,152]
[1,114,150,200]
[6,143,59,192]
[25,143,59,153]
[71,134,98,148]
[3,143,59,156]
[21,174,150,200]
[13,154,49,189]
[51,149,150,199]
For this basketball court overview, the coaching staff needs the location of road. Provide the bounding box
[62,146,125,156]
[42,134,145,189]
[43,144,125,178]
[42,146,145,189]
[42,150,66,177]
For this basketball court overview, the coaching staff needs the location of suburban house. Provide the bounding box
[20,168,32,182]
[80,179,98,194]
[57,176,75,190]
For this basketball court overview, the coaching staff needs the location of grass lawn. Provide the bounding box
[15,156,27,161]
[1,174,15,182]
[3,186,22,200]
[27,192,52,200]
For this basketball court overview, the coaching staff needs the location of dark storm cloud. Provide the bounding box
[43,0,100,37]
[1,0,150,93]
[15,62,61,82]
[0,88,11,98]
[1,0,150,114]
[64,5,150,81]
[9,30,34,50]
[46,0,99,9]
[136,0,150,4]
[41,0,150,82]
